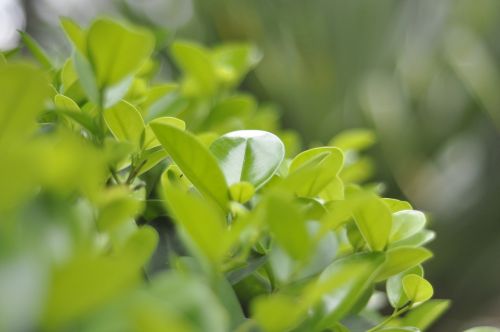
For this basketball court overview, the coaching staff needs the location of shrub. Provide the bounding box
[0,17,456,332]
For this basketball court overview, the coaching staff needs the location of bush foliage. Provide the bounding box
[0,17,455,332]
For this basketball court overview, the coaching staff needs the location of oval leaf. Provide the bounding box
[104,100,145,148]
[210,130,285,189]
[151,122,229,210]
[353,196,392,252]
[402,274,433,303]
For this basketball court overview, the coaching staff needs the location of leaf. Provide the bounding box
[312,252,385,327]
[378,328,420,332]
[54,94,80,112]
[210,130,285,189]
[212,43,261,86]
[162,183,229,265]
[402,274,433,303]
[144,116,186,150]
[353,196,392,252]
[383,198,413,212]
[264,192,311,260]
[151,122,229,210]
[171,41,217,96]
[87,18,155,87]
[376,247,433,281]
[251,294,303,332]
[286,147,344,197]
[19,31,53,70]
[329,129,376,151]
[386,265,423,308]
[401,299,450,331]
[60,17,87,54]
[0,64,49,145]
[389,230,436,249]
[390,210,426,243]
[229,182,255,204]
[73,51,99,104]
[104,100,145,148]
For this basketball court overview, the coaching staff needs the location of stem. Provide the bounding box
[126,159,147,185]
[366,303,412,332]
[109,168,121,185]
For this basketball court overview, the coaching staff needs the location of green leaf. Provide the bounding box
[286,147,344,197]
[401,299,450,331]
[252,294,303,332]
[386,265,423,308]
[402,274,433,303]
[104,100,145,148]
[313,252,385,327]
[87,18,155,87]
[352,196,392,252]
[162,183,229,265]
[60,17,87,54]
[212,43,261,86]
[54,94,80,112]
[376,247,433,281]
[73,51,99,104]
[0,63,49,145]
[19,31,53,70]
[171,41,217,96]
[329,129,376,151]
[210,130,285,189]
[151,122,229,210]
[229,181,255,204]
[144,116,186,150]
[264,192,311,260]
[378,328,420,332]
[383,198,413,212]
[390,210,426,243]
[389,230,436,249]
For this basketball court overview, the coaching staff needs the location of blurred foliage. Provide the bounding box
[0,16,467,332]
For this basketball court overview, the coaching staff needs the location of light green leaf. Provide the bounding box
[383,198,413,212]
[353,196,392,252]
[73,51,99,104]
[286,147,344,197]
[401,299,450,331]
[19,31,53,70]
[379,328,420,332]
[402,274,433,303]
[376,247,433,281]
[162,183,229,265]
[151,122,229,210]
[144,116,186,150]
[252,294,303,332]
[54,94,80,112]
[229,181,255,204]
[390,210,426,243]
[171,41,216,96]
[313,252,385,327]
[104,100,145,147]
[60,17,87,54]
[0,64,49,145]
[212,43,261,86]
[264,192,311,260]
[210,130,285,189]
[389,230,436,249]
[386,265,423,308]
[87,18,155,87]
[329,128,376,151]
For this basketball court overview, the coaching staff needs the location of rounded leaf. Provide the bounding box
[402,274,433,303]
[210,130,285,189]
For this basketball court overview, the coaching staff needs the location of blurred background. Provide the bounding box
[1,0,499,330]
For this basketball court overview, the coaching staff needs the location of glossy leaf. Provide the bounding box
[401,300,450,331]
[104,100,145,147]
[402,274,433,303]
[353,196,392,252]
[390,210,426,243]
[376,247,433,281]
[210,130,285,189]
[87,18,155,87]
[229,181,255,204]
[151,122,229,210]
[386,265,424,308]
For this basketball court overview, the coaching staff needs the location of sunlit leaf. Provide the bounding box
[151,122,229,210]
[210,130,285,189]
[353,196,392,252]
[402,274,433,303]
[376,247,433,281]
[104,100,145,148]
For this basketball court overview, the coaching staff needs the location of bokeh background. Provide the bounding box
[2,0,499,330]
